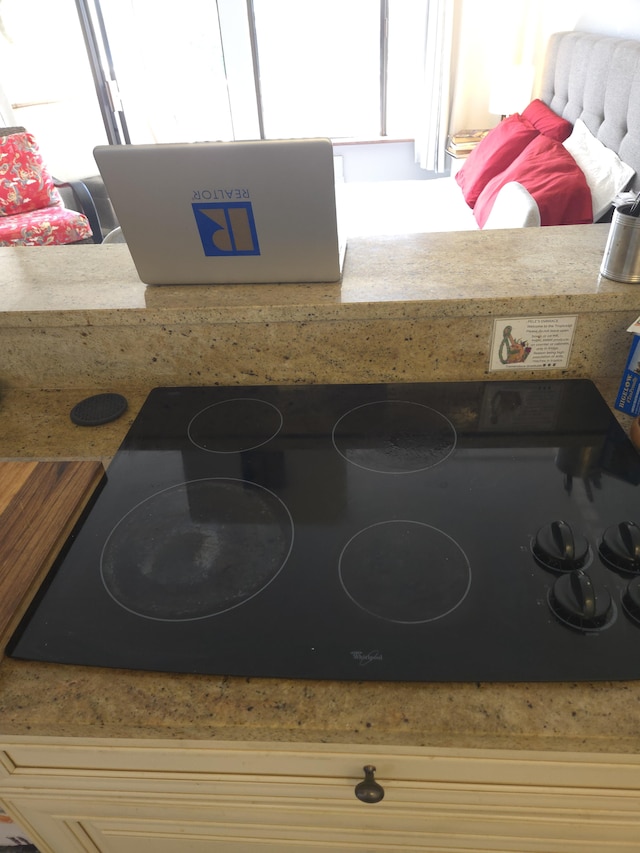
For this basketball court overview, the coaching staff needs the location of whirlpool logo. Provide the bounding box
[351,650,383,666]
[192,201,260,257]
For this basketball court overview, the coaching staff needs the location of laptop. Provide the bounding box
[93,138,345,285]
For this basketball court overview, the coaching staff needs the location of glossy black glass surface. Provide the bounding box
[8,379,640,681]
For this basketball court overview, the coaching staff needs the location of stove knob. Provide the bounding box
[622,577,640,624]
[599,521,640,574]
[533,520,589,572]
[550,570,612,630]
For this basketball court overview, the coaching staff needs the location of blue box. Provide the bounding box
[615,320,640,415]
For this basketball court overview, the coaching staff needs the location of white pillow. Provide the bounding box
[563,119,635,221]
[482,181,541,230]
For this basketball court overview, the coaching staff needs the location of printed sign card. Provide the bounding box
[490,316,577,371]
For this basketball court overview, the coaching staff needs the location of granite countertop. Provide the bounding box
[2,382,640,755]
[0,224,633,324]
[2,226,640,755]
[5,224,640,395]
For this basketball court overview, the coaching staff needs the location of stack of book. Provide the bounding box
[446,128,490,157]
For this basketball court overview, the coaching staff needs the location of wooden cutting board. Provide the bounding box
[0,460,104,656]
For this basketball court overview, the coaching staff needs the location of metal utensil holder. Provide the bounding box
[600,203,640,284]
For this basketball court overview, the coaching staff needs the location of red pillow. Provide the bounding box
[0,131,61,217]
[522,99,573,143]
[473,134,593,228]
[455,113,540,208]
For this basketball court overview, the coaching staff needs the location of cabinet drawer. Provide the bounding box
[5,787,640,853]
[4,739,640,789]
[3,739,640,852]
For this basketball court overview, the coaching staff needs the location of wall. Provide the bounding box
[334,140,433,183]
[576,0,640,38]
[0,86,14,126]
[449,1,585,133]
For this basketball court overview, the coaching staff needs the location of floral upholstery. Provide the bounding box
[0,205,92,246]
[0,131,92,246]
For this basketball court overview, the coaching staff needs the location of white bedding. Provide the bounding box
[337,178,478,237]
[337,178,540,237]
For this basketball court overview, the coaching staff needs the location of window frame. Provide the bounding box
[76,0,401,145]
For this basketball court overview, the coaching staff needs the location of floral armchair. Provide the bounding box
[0,127,102,246]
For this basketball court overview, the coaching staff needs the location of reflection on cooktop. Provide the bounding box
[189,398,283,453]
[8,379,640,682]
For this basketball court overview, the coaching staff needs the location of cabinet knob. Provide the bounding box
[355,764,385,803]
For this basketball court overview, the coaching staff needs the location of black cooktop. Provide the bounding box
[8,379,640,682]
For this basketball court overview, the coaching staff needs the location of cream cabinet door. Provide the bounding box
[7,789,640,853]
[3,738,640,852]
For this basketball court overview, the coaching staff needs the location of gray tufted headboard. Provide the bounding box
[540,31,640,193]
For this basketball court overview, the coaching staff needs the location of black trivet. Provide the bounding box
[70,393,128,426]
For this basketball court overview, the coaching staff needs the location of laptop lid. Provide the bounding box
[93,138,344,285]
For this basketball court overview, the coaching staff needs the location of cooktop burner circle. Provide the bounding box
[331,400,457,473]
[100,478,294,621]
[188,398,283,453]
[338,520,471,623]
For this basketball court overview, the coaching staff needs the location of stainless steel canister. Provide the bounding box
[600,203,640,284]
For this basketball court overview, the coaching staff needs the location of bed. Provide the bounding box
[340,30,640,237]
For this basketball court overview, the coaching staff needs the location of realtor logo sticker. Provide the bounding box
[192,202,260,256]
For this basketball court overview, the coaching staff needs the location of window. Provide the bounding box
[80,0,429,144]
[0,0,429,176]
[92,0,235,144]
[252,0,381,139]
[0,0,107,177]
